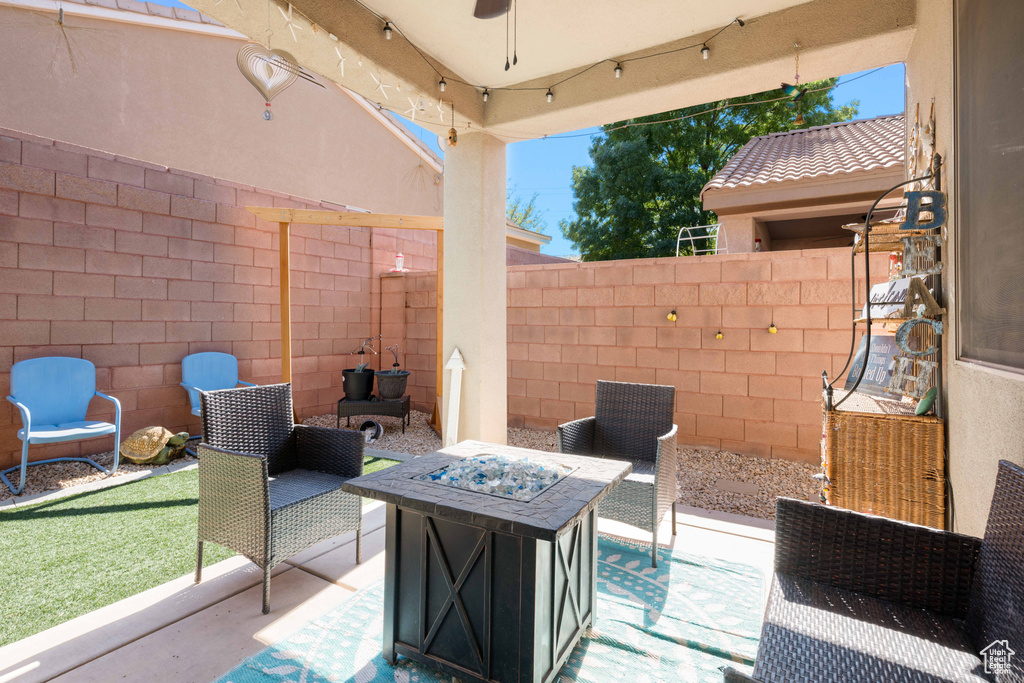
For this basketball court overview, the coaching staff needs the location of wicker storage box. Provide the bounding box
[823,408,945,529]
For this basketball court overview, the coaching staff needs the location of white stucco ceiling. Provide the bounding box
[184,0,916,139]
[357,0,815,89]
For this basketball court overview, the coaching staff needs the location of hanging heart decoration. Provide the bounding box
[236,43,299,120]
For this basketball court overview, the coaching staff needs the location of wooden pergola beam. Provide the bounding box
[247,207,443,231]
[248,206,444,431]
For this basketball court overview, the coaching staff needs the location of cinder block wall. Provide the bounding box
[0,128,436,469]
[393,249,887,463]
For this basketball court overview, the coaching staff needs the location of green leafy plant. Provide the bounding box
[560,79,858,260]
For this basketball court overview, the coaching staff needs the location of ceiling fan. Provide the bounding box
[473,0,507,19]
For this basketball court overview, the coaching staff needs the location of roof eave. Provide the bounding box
[703,164,906,215]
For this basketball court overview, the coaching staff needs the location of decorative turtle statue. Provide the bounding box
[120,427,191,466]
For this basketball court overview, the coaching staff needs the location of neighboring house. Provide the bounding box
[701,115,906,252]
[0,0,550,258]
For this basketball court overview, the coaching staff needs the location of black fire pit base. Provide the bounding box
[383,504,597,683]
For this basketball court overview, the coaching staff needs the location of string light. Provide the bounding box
[250,0,749,112]
[701,44,709,60]
[239,1,880,146]
[340,0,746,98]
[482,88,490,102]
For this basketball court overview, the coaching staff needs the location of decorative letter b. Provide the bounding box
[902,191,947,232]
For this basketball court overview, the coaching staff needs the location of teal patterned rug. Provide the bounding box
[215,536,762,683]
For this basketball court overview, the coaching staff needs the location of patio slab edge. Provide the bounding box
[675,503,776,539]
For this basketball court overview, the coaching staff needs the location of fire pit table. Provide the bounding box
[342,440,631,683]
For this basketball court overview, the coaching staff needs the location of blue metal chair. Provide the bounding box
[3,357,122,495]
[180,352,255,417]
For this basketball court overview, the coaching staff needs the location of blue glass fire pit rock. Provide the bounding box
[416,454,573,502]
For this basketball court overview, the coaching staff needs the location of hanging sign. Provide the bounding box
[845,335,902,398]
[863,277,913,320]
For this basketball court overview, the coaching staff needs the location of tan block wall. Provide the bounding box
[394,249,888,463]
[0,128,436,469]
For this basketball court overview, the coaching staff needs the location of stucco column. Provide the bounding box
[442,131,508,444]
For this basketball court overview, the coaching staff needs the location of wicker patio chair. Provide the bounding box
[724,459,1024,683]
[557,380,678,567]
[194,383,364,614]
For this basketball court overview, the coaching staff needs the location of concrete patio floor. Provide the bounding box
[0,501,775,683]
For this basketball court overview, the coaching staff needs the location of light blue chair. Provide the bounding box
[180,352,255,418]
[3,357,122,495]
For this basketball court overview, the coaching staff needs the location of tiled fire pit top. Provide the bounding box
[415,454,574,502]
[343,440,632,541]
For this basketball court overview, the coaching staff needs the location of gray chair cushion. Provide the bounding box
[753,574,990,683]
[269,469,350,511]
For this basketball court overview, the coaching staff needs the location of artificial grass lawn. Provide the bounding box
[0,456,397,646]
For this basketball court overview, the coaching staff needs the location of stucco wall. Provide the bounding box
[0,127,436,469]
[0,3,443,218]
[905,0,1024,536]
[390,249,887,463]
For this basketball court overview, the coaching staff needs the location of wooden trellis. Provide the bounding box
[246,207,445,428]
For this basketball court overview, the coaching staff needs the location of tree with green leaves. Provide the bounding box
[560,79,858,261]
[507,186,547,234]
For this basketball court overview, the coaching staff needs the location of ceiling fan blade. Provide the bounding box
[474,0,507,19]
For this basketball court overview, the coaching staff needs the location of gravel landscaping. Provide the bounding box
[676,448,820,520]
[6,409,819,521]
[0,451,195,502]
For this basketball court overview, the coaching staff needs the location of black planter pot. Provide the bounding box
[375,370,410,400]
[342,368,375,401]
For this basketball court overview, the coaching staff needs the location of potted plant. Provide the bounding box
[342,336,378,401]
[375,343,410,400]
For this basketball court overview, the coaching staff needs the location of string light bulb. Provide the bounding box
[614,63,622,78]
[716,330,724,340]
[482,88,489,102]
[768,323,778,334]
[546,89,553,103]
[383,22,393,40]
[438,77,447,92]
[701,44,709,60]
[666,310,677,322]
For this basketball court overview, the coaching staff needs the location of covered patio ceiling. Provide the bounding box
[185,0,917,140]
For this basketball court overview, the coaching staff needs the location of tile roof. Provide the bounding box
[702,114,905,196]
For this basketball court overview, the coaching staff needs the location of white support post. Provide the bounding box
[441,131,507,444]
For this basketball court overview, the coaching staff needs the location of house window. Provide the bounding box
[956,0,1024,371]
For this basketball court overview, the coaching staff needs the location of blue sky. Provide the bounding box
[397,63,906,256]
